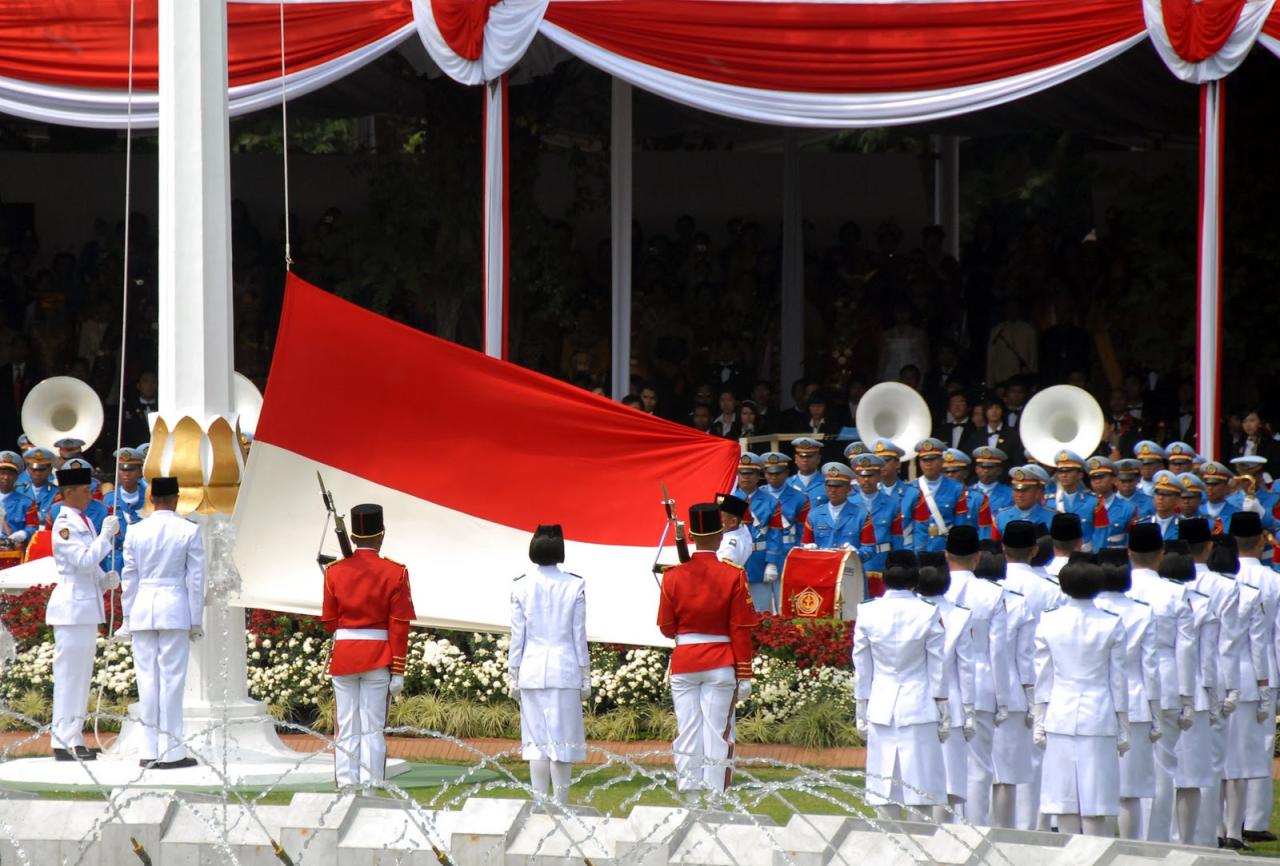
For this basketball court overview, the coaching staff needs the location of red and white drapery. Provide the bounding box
[4,1,1280,444]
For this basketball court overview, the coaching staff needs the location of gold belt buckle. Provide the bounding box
[928,524,940,537]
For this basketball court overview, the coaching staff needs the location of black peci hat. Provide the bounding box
[55,467,92,487]
[945,525,979,556]
[716,494,749,519]
[1230,511,1263,538]
[150,476,179,498]
[1129,522,1163,554]
[1002,520,1037,549]
[1050,513,1083,543]
[1178,517,1211,545]
[350,503,385,538]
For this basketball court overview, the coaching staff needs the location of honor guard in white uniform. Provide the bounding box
[1047,513,1084,576]
[1094,549,1161,840]
[657,504,758,799]
[321,504,417,788]
[915,558,975,821]
[854,550,948,819]
[1160,547,1217,844]
[1126,522,1197,842]
[1231,511,1280,845]
[1033,559,1128,836]
[508,524,589,805]
[943,524,1010,825]
[1002,519,1065,830]
[45,464,120,760]
[1216,517,1272,851]
[716,494,754,569]
[120,476,205,769]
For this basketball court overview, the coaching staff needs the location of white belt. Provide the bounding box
[875,543,891,553]
[335,628,388,641]
[139,579,186,588]
[675,633,730,646]
[753,541,767,552]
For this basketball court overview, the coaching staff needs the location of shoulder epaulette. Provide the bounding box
[1099,607,1119,616]
[382,556,406,567]
[1003,588,1024,597]
[1044,605,1061,613]
[1187,588,1209,598]
[954,601,970,610]
[513,573,526,582]
[918,596,936,606]
[566,571,585,580]
[1130,597,1149,606]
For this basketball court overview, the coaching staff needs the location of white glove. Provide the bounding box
[1223,688,1239,716]
[855,699,869,736]
[1257,688,1273,723]
[1178,696,1195,731]
[1116,712,1130,756]
[111,618,132,645]
[100,570,120,592]
[764,564,779,583]
[994,704,1009,726]
[1149,699,1162,724]
[99,515,120,539]
[962,705,976,741]
[1148,721,1162,743]
[736,679,752,702]
[188,626,204,642]
[508,668,520,701]
[580,666,592,700]
[9,529,27,544]
[936,699,950,743]
[388,674,404,696]
[802,543,818,550]
[1209,692,1222,722]
[1033,703,1047,749]
[1023,686,1036,728]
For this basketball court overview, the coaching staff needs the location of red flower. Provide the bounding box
[752,614,852,670]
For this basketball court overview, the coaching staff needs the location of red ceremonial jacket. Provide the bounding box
[321,548,416,676]
[656,550,759,679]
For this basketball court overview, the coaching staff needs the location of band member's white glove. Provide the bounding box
[962,705,976,741]
[855,700,869,736]
[389,675,405,697]
[508,669,520,701]
[99,515,120,539]
[802,543,818,550]
[736,680,752,702]
[1209,691,1222,722]
[8,529,27,544]
[763,564,779,583]
[188,626,204,642]
[1033,703,1047,749]
[1116,711,1130,756]
[580,666,592,700]
[1257,688,1273,723]
[100,570,121,592]
[1223,688,1240,716]
[994,704,1009,726]
[936,698,950,743]
[1178,695,1195,730]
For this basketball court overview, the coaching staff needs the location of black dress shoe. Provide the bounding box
[1243,830,1278,843]
[1225,838,1251,851]
[52,748,75,762]
[73,746,98,761]
[139,759,156,769]
[1218,837,1228,848]
[152,757,198,770]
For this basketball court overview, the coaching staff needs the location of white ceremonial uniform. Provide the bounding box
[853,590,947,808]
[994,588,1036,785]
[1224,578,1271,783]
[121,510,205,763]
[1005,561,1064,829]
[46,506,115,751]
[1034,599,1126,818]
[1191,562,1243,844]
[1128,566,1197,842]
[933,595,975,801]
[1172,585,1218,810]
[717,525,753,569]
[1046,556,1069,578]
[509,565,589,762]
[1239,557,1280,833]
[1094,591,1160,800]
[945,569,1009,825]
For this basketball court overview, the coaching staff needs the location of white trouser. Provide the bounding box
[1148,708,1182,842]
[1196,714,1227,843]
[670,666,738,793]
[749,581,780,615]
[1245,723,1275,832]
[332,668,390,787]
[132,629,191,762]
[965,710,995,826]
[51,624,98,751]
[1016,732,1046,830]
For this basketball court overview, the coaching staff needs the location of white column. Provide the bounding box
[610,79,633,400]
[483,76,509,360]
[933,135,961,259]
[1195,81,1224,460]
[157,0,235,424]
[780,131,804,396]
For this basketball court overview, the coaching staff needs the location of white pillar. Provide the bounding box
[780,131,804,397]
[1195,81,1224,460]
[483,76,509,360]
[933,135,961,259]
[610,79,633,400]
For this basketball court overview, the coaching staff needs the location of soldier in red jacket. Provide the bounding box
[321,503,416,788]
[657,503,759,799]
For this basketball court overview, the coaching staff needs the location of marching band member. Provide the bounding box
[904,438,970,553]
[1141,470,1185,541]
[802,464,864,550]
[321,503,416,789]
[1094,548,1160,840]
[728,454,774,588]
[873,440,909,503]
[657,504,758,800]
[46,463,120,761]
[21,447,57,526]
[854,549,948,820]
[943,525,1009,825]
[788,437,828,509]
[1166,442,1197,476]
[1134,441,1168,497]
[1033,559,1128,837]
[0,451,33,546]
[120,476,204,770]
[1087,457,1138,550]
[970,446,1013,516]
[850,453,904,580]
[1200,462,1241,535]
[1178,474,1208,519]
[760,452,809,614]
[1115,459,1156,520]
[993,465,1055,540]
[1049,451,1103,552]
[508,524,589,805]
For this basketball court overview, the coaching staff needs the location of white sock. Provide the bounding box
[529,758,551,799]
[1057,814,1082,835]
[1225,779,1246,841]
[1082,816,1109,837]
[992,784,1016,828]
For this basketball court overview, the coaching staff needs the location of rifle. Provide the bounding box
[661,482,691,565]
[316,472,353,565]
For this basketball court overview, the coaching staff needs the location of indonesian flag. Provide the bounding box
[232,276,738,646]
